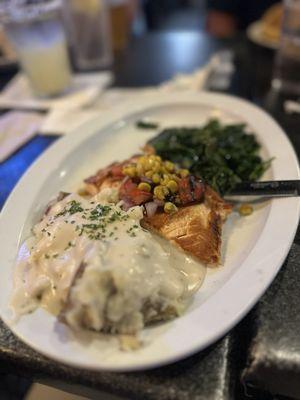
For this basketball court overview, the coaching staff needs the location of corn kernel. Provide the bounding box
[171,174,181,183]
[160,173,171,185]
[123,166,136,178]
[161,186,169,195]
[152,161,161,173]
[165,161,174,172]
[178,169,190,178]
[160,166,168,175]
[154,185,169,200]
[144,159,154,171]
[164,202,178,214]
[148,155,157,162]
[138,156,147,166]
[138,182,151,192]
[238,204,253,216]
[136,163,144,176]
[167,180,178,193]
[145,170,153,179]
[154,155,162,162]
[152,173,161,184]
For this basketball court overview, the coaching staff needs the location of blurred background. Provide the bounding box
[0,0,287,100]
[0,0,284,67]
[0,0,286,99]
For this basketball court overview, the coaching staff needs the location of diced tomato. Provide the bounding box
[131,189,153,205]
[119,178,136,198]
[178,177,193,204]
[119,178,153,206]
[193,178,205,202]
[178,177,205,205]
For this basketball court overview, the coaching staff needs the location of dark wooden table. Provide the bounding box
[0,31,300,400]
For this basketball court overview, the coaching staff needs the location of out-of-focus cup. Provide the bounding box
[109,0,130,52]
[272,0,300,95]
[1,0,72,97]
[63,0,113,70]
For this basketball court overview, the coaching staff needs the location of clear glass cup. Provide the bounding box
[1,0,72,97]
[272,0,300,95]
[63,0,113,70]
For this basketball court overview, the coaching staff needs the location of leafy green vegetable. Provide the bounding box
[136,120,159,129]
[148,119,272,195]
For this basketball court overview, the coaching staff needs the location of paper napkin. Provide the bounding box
[0,72,112,111]
[0,111,44,162]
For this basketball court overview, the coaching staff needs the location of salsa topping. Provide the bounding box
[120,154,205,214]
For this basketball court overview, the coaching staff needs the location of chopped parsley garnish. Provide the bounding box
[129,232,137,237]
[89,204,111,220]
[54,201,140,242]
[56,200,84,217]
[68,200,84,214]
[64,241,75,250]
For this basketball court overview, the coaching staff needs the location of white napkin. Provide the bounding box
[0,72,112,111]
[0,111,44,162]
[39,87,158,135]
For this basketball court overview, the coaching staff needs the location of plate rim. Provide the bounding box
[0,91,299,371]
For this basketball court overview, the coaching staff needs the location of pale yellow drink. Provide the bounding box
[3,1,72,97]
[17,35,71,97]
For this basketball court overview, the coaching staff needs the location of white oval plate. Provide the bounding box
[0,92,299,371]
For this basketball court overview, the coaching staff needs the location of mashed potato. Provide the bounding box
[12,189,206,336]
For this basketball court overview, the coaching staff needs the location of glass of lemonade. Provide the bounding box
[1,0,72,97]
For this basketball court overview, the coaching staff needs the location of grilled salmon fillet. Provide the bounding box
[84,159,232,266]
[142,186,231,265]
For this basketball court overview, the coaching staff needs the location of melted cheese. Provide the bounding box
[11,190,206,334]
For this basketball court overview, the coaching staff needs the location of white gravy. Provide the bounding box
[11,190,206,333]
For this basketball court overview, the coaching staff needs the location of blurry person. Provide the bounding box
[206,0,281,38]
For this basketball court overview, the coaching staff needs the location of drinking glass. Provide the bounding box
[63,0,113,70]
[272,0,300,95]
[109,0,130,51]
[1,0,72,97]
